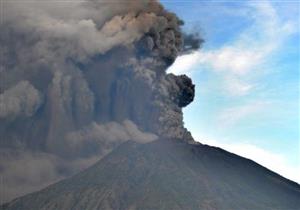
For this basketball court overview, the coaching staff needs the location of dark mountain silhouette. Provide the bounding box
[2,139,300,210]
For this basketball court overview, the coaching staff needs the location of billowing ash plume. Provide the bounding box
[0,81,42,119]
[0,0,202,203]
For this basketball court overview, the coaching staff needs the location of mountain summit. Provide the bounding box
[3,139,300,210]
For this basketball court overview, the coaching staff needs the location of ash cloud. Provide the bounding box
[0,0,202,203]
[0,81,42,119]
[65,120,157,158]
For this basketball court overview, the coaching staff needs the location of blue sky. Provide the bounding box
[162,0,299,182]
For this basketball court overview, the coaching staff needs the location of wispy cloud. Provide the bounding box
[168,1,297,96]
[217,101,270,128]
[167,52,200,76]
[222,76,254,96]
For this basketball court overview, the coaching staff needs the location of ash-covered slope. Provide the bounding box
[3,139,300,210]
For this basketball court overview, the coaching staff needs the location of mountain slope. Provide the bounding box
[3,139,300,210]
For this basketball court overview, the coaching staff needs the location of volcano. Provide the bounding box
[3,139,300,210]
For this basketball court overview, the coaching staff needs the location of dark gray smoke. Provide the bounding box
[182,33,204,54]
[0,0,202,203]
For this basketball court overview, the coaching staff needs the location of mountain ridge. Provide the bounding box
[2,139,300,210]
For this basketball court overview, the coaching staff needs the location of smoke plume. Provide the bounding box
[0,0,202,203]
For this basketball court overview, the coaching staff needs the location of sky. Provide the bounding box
[162,0,300,183]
